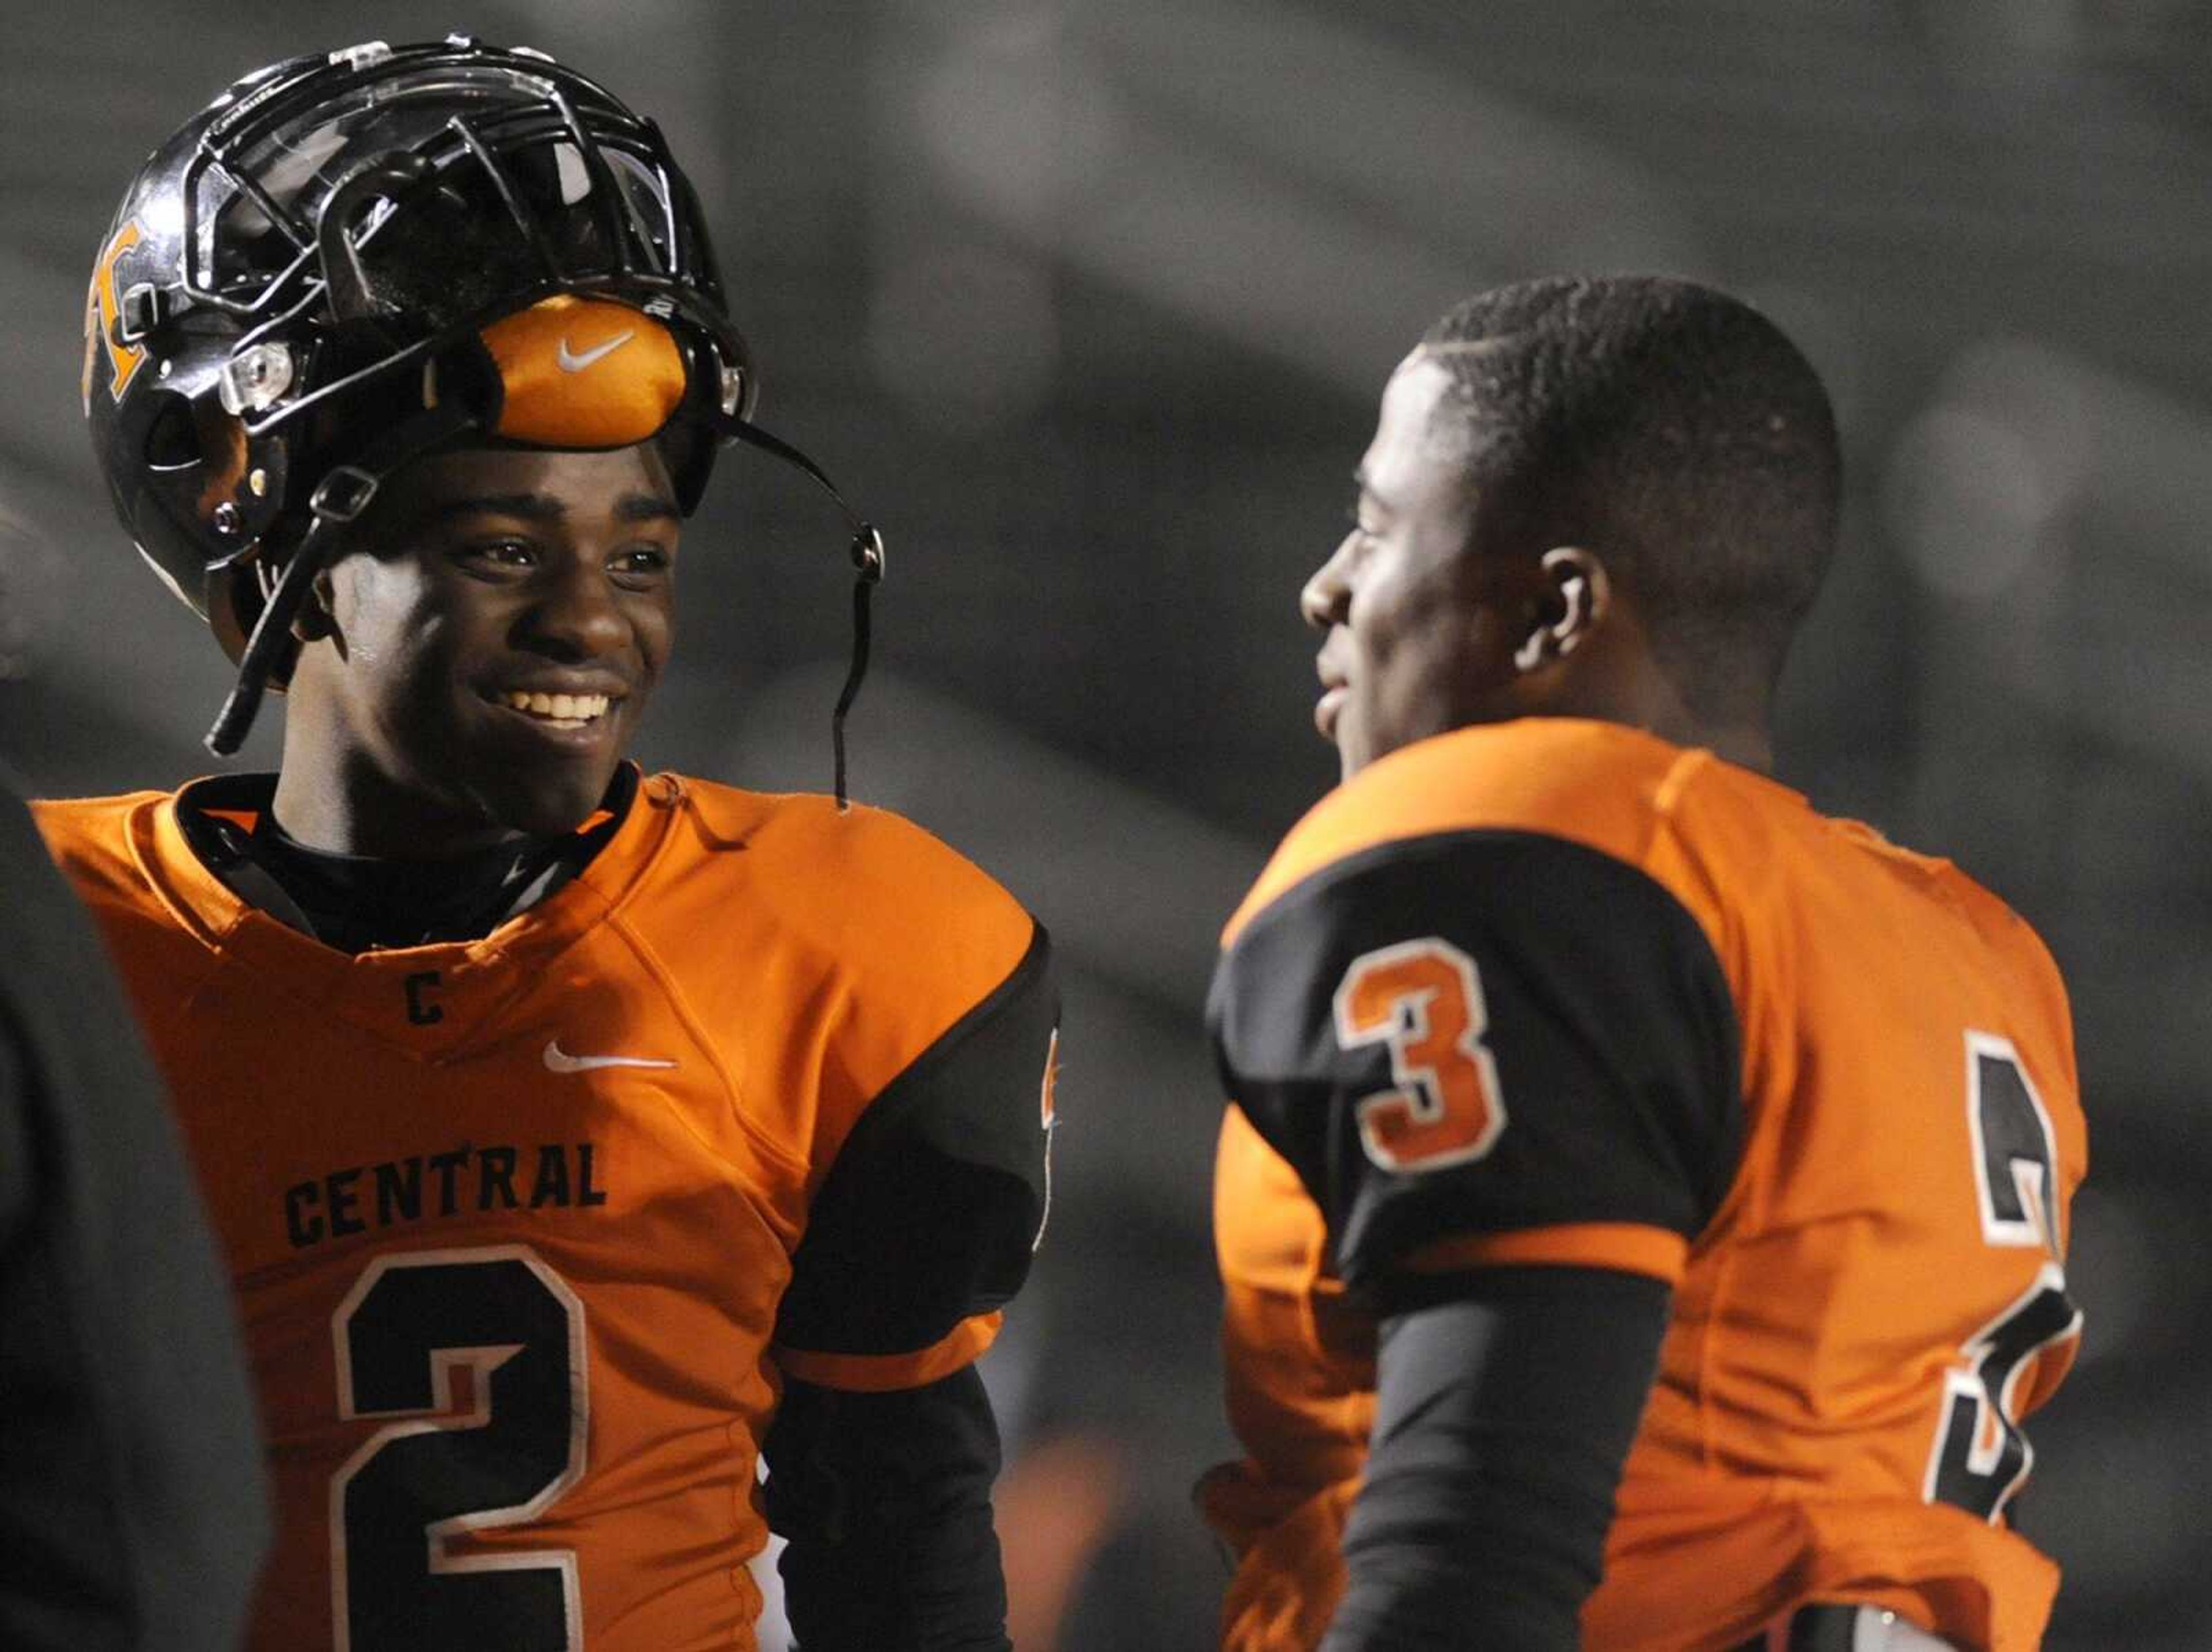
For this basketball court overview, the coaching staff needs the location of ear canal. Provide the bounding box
[1516,549,1609,672]
[1544,548,1609,658]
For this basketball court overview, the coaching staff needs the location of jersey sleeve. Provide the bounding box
[772,922,1058,1390]
[1210,829,1742,1290]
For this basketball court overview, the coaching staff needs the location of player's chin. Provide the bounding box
[1331,711,1372,782]
[475,759,623,837]
[468,698,642,823]
[461,725,632,834]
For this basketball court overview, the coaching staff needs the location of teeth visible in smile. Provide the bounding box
[498,691,612,725]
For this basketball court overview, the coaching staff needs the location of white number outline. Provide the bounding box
[1963,1030,2060,1249]
[1922,1033,2084,1524]
[329,1244,590,1652]
[1923,1259,2080,1517]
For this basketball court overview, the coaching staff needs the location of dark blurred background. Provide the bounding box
[2,1,2202,1645]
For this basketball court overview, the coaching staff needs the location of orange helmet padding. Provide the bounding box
[475,295,689,448]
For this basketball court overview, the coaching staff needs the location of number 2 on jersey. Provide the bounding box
[1333,938,1506,1172]
[1925,1033,2084,1523]
[332,1246,588,1651]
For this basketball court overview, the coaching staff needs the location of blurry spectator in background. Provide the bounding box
[0,749,267,1642]
[989,1204,1230,1651]
[1201,276,2085,1651]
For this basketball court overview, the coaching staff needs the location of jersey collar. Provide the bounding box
[139,762,680,1056]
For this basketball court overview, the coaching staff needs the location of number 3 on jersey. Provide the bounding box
[1925,1034,2084,1523]
[1333,938,1506,1172]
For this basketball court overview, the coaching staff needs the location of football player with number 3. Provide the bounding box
[1201,277,2084,1651]
[44,37,1057,1652]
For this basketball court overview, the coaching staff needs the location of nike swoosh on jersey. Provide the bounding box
[556,331,635,373]
[543,1039,677,1074]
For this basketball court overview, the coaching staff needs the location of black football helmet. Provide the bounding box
[85,34,881,769]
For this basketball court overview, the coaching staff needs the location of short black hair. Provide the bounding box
[1418,274,1840,717]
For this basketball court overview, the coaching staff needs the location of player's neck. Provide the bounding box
[1685,719,1774,774]
[1553,706,1774,774]
[1535,660,1774,774]
[1630,668,1774,774]
[270,750,529,861]
[1607,691,1774,775]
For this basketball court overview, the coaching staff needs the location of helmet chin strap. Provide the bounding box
[204,400,479,759]
[207,406,887,815]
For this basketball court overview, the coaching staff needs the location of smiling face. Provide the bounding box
[277,442,680,852]
[1302,353,1540,780]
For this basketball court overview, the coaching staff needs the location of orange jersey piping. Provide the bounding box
[772,1310,1003,1392]
[1399,1222,1689,1286]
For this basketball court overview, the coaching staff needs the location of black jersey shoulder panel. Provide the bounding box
[775,921,1058,1357]
[1210,828,1743,1287]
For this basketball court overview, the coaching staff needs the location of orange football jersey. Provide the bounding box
[1203,718,2084,1652]
[36,767,1058,1652]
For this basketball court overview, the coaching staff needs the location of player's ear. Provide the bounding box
[291,564,342,646]
[1513,546,1609,672]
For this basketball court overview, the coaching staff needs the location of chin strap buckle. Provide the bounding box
[309,464,380,524]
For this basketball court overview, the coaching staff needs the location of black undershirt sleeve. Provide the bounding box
[763,1366,1010,1652]
[766,926,1056,1651]
[1321,1267,1673,1652]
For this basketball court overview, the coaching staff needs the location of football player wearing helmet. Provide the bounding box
[1201,277,2084,1651]
[44,36,1055,1652]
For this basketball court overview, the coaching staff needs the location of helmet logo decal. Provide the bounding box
[82,218,147,415]
[556,331,635,374]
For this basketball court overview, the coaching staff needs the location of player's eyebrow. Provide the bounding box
[1352,466,1394,511]
[612,491,682,524]
[429,490,681,525]
[430,491,561,523]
